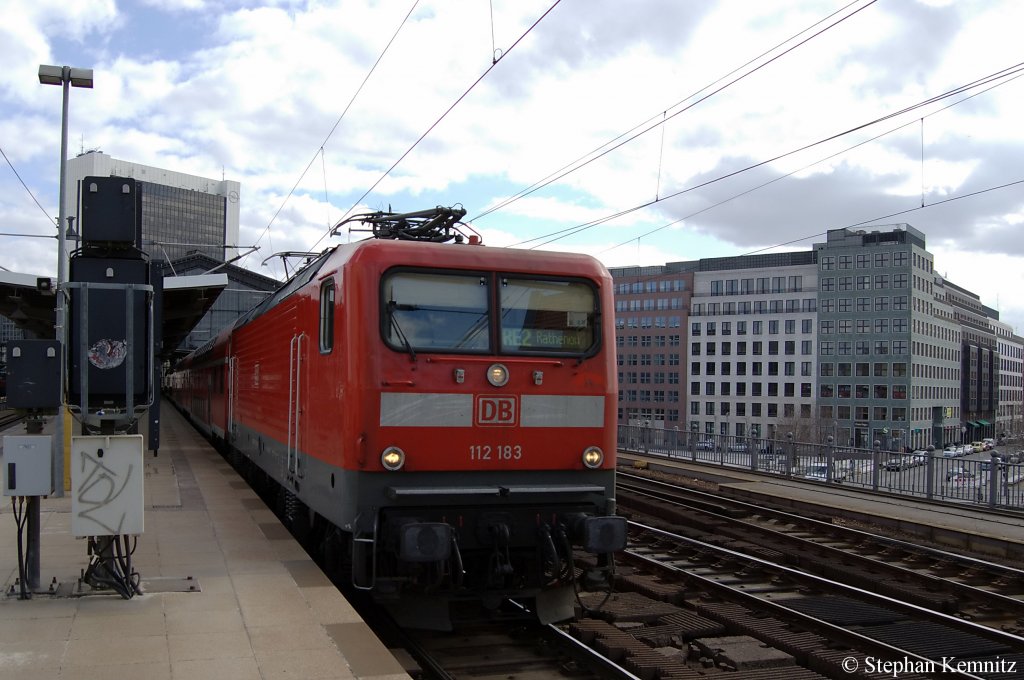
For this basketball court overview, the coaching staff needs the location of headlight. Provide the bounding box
[582,446,604,469]
[381,446,406,471]
[487,363,509,387]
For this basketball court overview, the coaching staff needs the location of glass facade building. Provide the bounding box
[141,183,226,262]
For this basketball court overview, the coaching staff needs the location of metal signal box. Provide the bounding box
[80,176,141,247]
[68,257,152,413]
[6,340,61,410]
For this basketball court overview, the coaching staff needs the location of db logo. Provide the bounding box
[475,396,518,426]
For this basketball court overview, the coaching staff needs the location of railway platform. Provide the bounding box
[0,402,411,680]
[621,452,1024,560]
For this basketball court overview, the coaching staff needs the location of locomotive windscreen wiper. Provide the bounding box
[386,301,417,361]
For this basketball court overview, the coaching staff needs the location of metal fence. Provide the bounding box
[617,426,1024,510]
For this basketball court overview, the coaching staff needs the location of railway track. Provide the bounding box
[610,521,1024,679]
[0,410,25,431]
[617,471,1024,635]
[394,611,638,680]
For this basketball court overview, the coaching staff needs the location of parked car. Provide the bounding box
[883,458,908,471]
[695,440,716,451]
[946,466,975,482]
[979,459,1007,472]
[910,450,929,466]
[727,442,749,452]
[942,447,960,458]
[802,463,845,483]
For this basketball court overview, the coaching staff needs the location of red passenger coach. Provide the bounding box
[169,207,626,628]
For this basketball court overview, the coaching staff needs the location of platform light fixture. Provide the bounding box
[38,64,94,502]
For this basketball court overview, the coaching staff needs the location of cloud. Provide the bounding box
[0,0,1021,337]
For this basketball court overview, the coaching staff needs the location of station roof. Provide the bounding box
[0,269,227,360]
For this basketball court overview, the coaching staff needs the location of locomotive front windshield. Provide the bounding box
[382,270,598,355]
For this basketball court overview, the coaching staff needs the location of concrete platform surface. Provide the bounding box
[0,403,410,680]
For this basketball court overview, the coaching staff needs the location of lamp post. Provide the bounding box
[38,64,93,503]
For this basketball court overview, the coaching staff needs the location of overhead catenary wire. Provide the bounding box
[244,0,422,275]
[600,67,1024,256]
[469,0,879,224]
[518,60,1024,250]
[307,0,564,255]
[1,146,56,227]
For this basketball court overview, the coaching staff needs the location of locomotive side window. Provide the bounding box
[383,272,490,352]
[500,278,596,354]
[319,279,335,353]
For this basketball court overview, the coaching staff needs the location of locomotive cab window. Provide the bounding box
[500,278,597,354]
[319,279,335,353]
[382,270,598,356]
[382,271,490,352]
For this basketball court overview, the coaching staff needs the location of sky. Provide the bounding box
[2,0,1023,331]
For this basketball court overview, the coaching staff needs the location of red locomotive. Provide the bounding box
[168,207,625,628]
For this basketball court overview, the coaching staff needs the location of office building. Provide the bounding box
[611,223,1020,450]
[610,265,693,429]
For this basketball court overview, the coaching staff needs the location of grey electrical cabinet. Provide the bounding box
[3,435,53,496]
